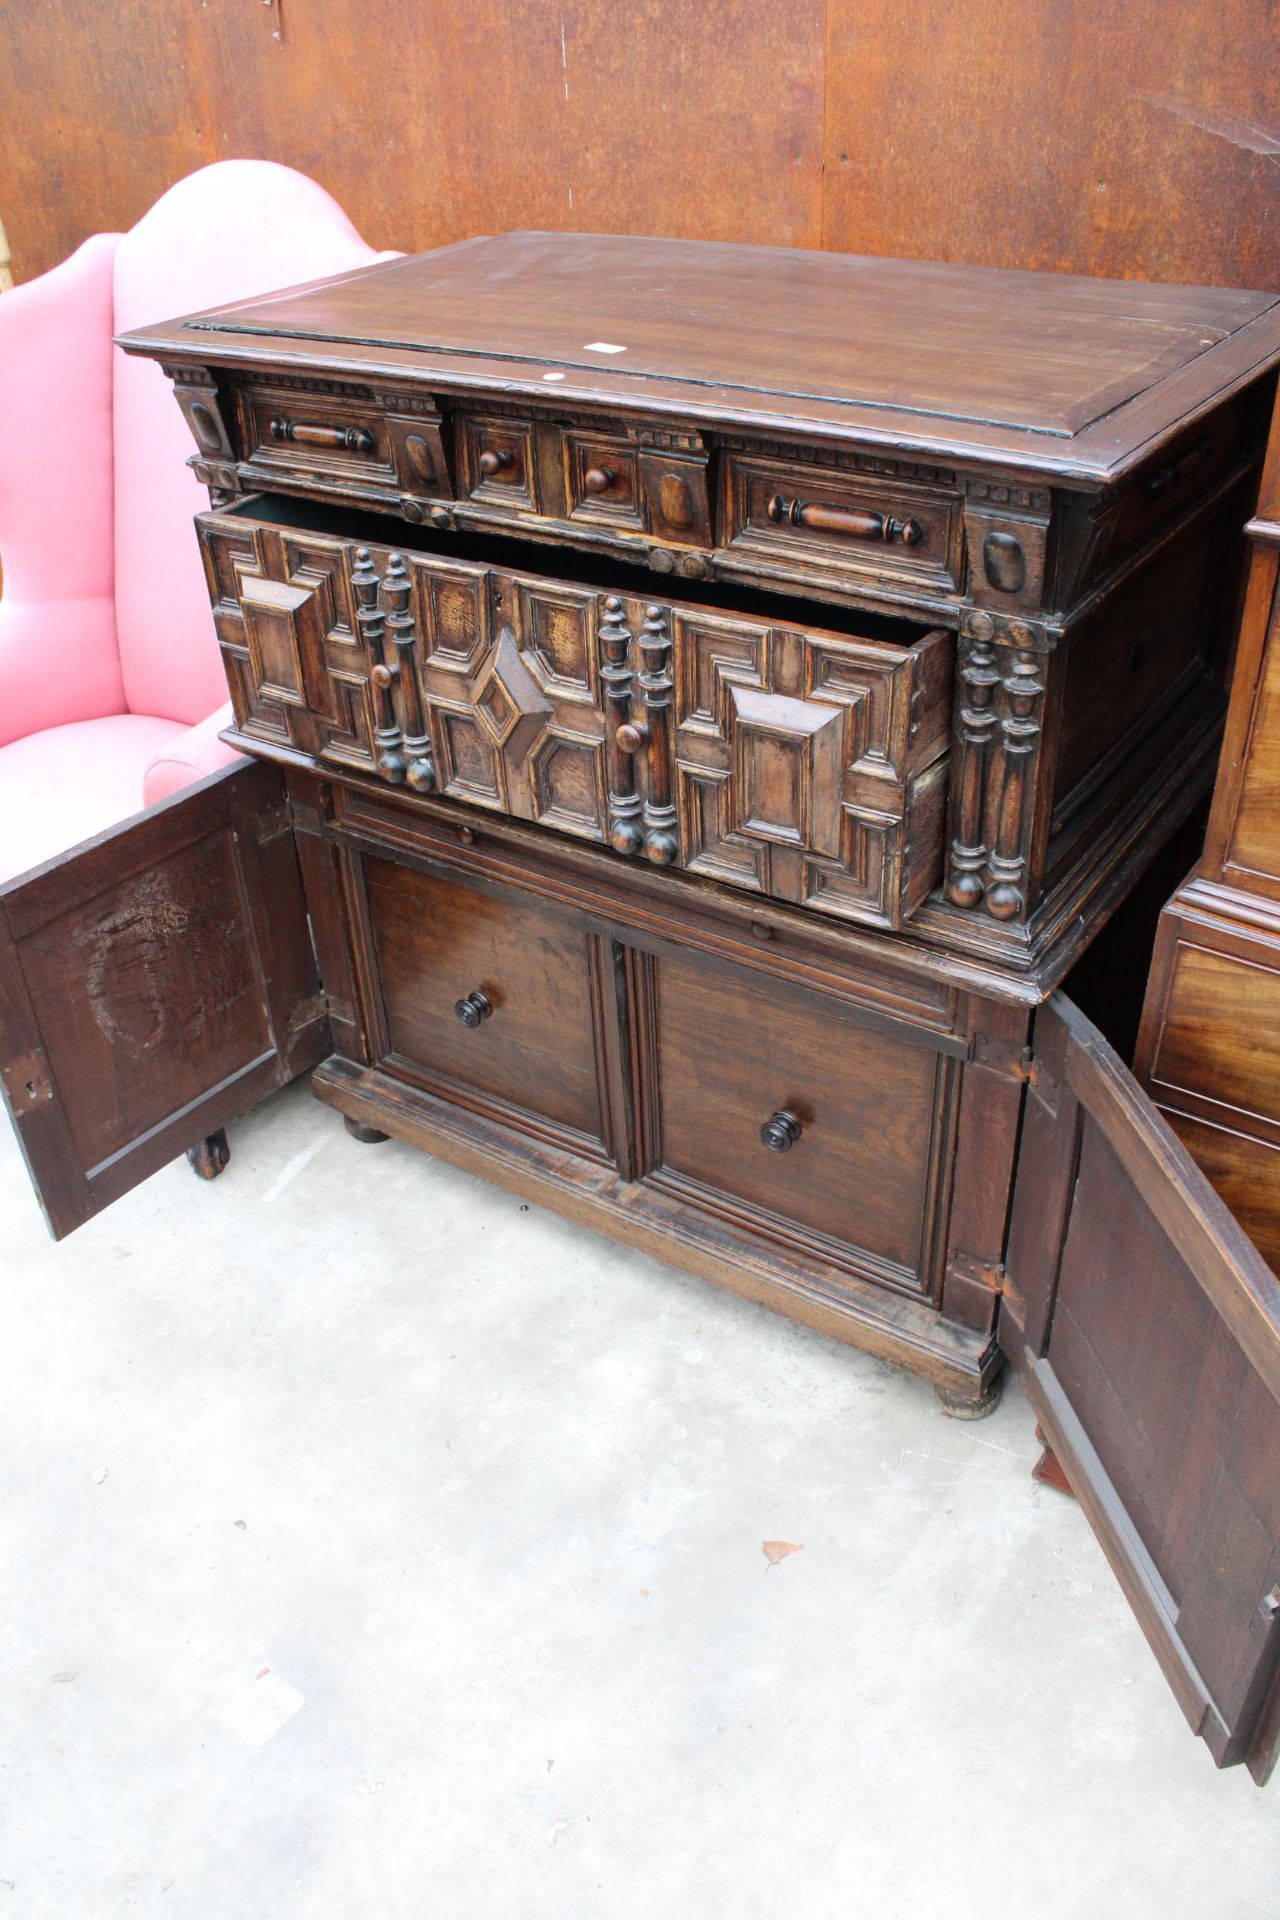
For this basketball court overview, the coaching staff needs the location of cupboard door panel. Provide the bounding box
[362,856,606,1151]
[0,762,327,1239]
[1002,993,1280,1784]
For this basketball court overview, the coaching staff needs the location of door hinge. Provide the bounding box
[949,1249,1007,1292]
[0,1048,54,1116]
[287,989,354,1035]
[258,795,326,843]
[969,1034,1040,1085]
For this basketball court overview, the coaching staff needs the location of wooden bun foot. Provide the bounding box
[934,1371,1004,1420]
[344,1115,390,1144]
[1031,1425,1076,1496]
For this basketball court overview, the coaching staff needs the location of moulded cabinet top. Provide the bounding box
[118,231,1280,483]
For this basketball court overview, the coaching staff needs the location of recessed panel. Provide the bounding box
[653,949,942,1290]
[365,857,603,1144]
[21,832,268,1170]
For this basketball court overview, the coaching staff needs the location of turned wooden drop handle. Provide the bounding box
[584,465,617,494]
[616,720,650,754]
[478,448,514,477]
[766,493,922,547]
[760,1109,802,1153]
[270,417,373,453]
[454,990,493,1030]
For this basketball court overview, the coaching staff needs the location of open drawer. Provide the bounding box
[197,496,952,931]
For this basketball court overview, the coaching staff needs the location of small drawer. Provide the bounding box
[723,452,964,594]
[648,947,952,1295]
[563,431,643,530]
[363,855,608,1152]
[236,384,398,492]
[459,414,539,510]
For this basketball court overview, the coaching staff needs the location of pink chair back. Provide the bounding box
[0,234,124,742]
[111,161,384,723]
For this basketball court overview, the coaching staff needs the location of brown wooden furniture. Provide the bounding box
[1135,402,1280,1272]
[2,236,1279,1780]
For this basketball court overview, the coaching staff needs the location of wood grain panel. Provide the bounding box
[1147,938,1280,1132]
[821,0,1280,288]
[3,2,1274,291]
[0,0,825,282]
[1160,1113,1280,1277]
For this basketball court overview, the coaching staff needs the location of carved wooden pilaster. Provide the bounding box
[599,596,644,856]
[944,627,1001,910]
[945,612,1048,921]
[351,548,406,786]
[383,554,434,793]
[637,604,679,866]
[162,363,243,508]
[984,648,1047,920]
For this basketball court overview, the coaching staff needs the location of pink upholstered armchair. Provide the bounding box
[0,161,386,882]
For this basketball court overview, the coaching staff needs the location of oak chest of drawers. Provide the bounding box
[5,235,1280,1780]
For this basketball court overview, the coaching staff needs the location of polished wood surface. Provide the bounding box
[135,224,1277,991]
[4,1,1278,294]
[1137,906,1280,1273]
[128,234,1280,481]
[178,235,1276,455]
[1135,400,1280,1271]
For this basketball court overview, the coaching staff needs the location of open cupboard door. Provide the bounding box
[0,760,330,1239]
[1001,993,1280,1783]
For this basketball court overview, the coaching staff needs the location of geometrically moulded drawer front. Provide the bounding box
[199,505,953,931]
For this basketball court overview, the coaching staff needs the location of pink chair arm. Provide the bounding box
[141,703,244,808]
[0,233,126,747]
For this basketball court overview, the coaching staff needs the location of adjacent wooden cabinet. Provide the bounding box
[2,236,1279,1780]
[1136,405,1280,1275]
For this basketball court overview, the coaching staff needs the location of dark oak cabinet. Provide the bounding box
[3,235,1280,1780]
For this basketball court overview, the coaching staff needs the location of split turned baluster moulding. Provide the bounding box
[2,235,1279,1780]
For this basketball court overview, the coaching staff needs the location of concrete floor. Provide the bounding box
[1,1082,1276,1920]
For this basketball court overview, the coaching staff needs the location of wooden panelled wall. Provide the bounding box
[1,0,1278,287]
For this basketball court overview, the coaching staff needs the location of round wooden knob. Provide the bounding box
[616,721,650,755]
[584,465,617,494]
[478,448,513,477]
[759,1109,802,1153]
[454,990,493,1029]
[370,662,396,690]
